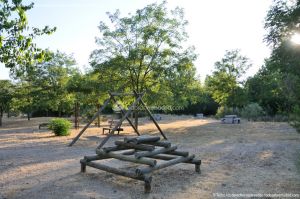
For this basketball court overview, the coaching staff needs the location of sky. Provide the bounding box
[0,0,272,81]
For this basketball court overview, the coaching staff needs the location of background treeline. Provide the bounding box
[0,0,300,132]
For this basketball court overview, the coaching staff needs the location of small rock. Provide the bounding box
[222,183,226,187]
[113,190,117,193]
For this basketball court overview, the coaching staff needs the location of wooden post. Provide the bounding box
[138,97,167,140]
[144,176,152,193]
[195,163,201,173]
[68,97,111,146]
[80,159,86,173]
[96,93,144,149]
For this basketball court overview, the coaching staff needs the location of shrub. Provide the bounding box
[240,103,264,121]
[290,106,300,133]
[49,118,72,136]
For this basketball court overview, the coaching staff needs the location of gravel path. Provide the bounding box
[0,116,299,199]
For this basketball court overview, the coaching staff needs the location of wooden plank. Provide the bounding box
[135,155,195,176]
[69,97,111,146]
[96,150,157,166]
[96,93,144,149]
[115,141,155,151]
[124,135,160,144]
[135,146,177,159]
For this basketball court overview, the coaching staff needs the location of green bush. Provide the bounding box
[290,106,300,133]
[49,118,72,136]
[240,103,264,121]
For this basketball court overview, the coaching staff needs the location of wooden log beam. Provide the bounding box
[124,135,160,144]
[165,150,189,157]
[137,96,167,140]
[135,155,195,176]
[150,154,201,164]
[69,97,111,146]
[146,141,171,148]
[135,146,177,159]
[81,159,144,180]
[115,141,155,151]
[84,155,109,162]
[101,146,126,153]
[96,150,157,166]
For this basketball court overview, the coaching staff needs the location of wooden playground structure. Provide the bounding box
[69,91,201,193]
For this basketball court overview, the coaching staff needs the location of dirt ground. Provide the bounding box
[0,115,300,199]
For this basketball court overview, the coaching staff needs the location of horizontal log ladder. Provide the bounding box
[80,135,201,193]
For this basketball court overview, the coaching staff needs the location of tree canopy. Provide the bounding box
[0,0,56,76]
[90,1,199,107]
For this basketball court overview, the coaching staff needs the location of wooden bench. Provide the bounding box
[102,118,124,135]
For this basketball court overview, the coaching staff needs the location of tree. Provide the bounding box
[11,51,77,119]
[32,51,77,116]
[0,0,56,75]
[0,80,14,126]
[205,49,251,108]
[264,0,300,125]
[245,65,290,115]
[90,1,198,127]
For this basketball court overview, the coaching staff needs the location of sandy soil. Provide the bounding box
[0,115,300,199]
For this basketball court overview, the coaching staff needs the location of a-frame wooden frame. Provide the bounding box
[69,91,167,147]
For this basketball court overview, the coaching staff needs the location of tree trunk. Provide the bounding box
[0,108,3,126]
[27,111,30,121]
[7,105,10,118]
[134,103,139,130]
[74,102,79,129]
[97,104,100,127]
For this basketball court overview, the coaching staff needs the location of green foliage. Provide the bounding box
[215,106,238,118]
[290,106,300,133]
[48,118,72,136]
[90,1,199,108]
[0,80,14,125]
[240,103,264,121]
[245,66,290,115]
[261,0,300,118]
[0,0,56,75]
[205,49,251,107]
